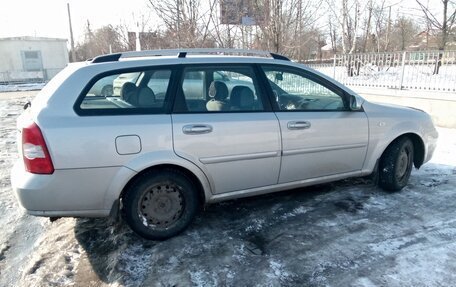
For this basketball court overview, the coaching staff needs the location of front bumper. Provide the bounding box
[423,128,438,164]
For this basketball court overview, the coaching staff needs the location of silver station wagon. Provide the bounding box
[11,49,438,240]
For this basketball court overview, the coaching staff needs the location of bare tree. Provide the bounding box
[325,0,361,54]
[417,0,456,50]
[390,16,420,51]
[372,0,388,52]
[208,0,241,48]
[384,5,392,51]
[416,0,456,73]
[254,0,321,60]
[148,0,216,48]
[115,13,153,50]
[270,0,283,53]
[143,0,324,60]
[362,0,373,52]
[75,24,127,60]
[325,0,364,76]
[328,17,339,53]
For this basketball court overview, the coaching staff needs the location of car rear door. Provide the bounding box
[260,65,369,184]
[172,65,281,194]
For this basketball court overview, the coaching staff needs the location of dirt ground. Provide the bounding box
[1,90,455,287]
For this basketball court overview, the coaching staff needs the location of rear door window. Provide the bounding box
[174,66,266,113]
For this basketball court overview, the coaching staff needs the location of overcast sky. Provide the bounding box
[0,0,149,42]
[0,0,435,45]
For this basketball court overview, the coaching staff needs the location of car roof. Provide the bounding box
[104,55,286,66]
[80,56,290,74]
[75,48,358,97]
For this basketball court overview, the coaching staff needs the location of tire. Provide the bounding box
[123,169,199,240]
[101,85,113,97]
[379,137,414,191]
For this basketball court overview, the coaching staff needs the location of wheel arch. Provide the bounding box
[380,132,425,169]
[119,163,207,206]
[103,151,213,217]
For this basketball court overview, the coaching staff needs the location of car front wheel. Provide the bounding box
[379,137,414,191]
[123,169,199,240]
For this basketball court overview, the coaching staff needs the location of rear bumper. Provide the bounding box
[10,161,124,217]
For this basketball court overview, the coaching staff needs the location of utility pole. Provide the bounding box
[385,5,392,51]
[136,22,141,51]
[297,0,302,61]
[67,3,76,62]
[177,0,181,48]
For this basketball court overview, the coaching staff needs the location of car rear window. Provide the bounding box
[78,69,172,115]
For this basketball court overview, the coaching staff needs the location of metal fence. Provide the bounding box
[306,50,456,92]
[0,68,63,84]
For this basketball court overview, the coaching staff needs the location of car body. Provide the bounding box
[11,49,438,239]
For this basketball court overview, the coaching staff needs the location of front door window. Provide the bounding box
[262,66,346,111]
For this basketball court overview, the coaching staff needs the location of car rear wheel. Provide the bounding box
[379,137,414,191]
[123,169,199,240]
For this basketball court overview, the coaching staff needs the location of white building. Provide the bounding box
[0,36,69,83]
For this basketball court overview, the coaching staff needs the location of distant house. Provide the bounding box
[0,36,68,83]
[321,44,336,60]
[408,29,456,51]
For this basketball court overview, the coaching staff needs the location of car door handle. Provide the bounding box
[182,124,213,135]
[287,121,311,130]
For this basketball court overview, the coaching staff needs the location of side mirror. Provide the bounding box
[349,95,362,111]
[275,73,283,81]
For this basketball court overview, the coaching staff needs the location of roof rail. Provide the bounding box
[90,48,290,63]
[91,53,122,63]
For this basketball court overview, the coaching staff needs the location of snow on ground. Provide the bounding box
[0,90,456,286]
[309,64,456,92]
[0,83,46,93]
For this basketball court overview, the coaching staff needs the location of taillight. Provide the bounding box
[22,122,54,174]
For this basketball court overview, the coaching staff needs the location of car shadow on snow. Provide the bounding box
[73,164,456,286]
[73,176,384,286]
[8,163,451,286]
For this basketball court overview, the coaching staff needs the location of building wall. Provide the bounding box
[0,37,69,81]
[353,87,456,128]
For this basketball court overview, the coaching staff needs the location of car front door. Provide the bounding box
[260,65,369,184]
[172,65,281,194]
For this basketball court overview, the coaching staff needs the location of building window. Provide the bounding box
[21,50,43,71]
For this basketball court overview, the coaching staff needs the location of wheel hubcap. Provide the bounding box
[396,148,410,180]
[139,183,184,228]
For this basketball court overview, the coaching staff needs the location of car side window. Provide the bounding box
[175,66,265,113]
[79,69,172,113]
[262,66,346,111]
[147,70,171,102]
